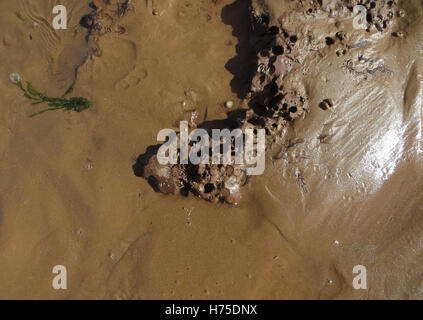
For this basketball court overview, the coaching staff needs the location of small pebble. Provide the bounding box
[397,9,405,18]
[93,0,103,10]
[3,35,13,46]
[224,100,233,108]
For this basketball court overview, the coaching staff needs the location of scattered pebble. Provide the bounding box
[318,98,334,110]
[93,0,104,10]
[224,100,233,108]
[325,37,335,46]
[3,35,13,46]
[392,31,406,38]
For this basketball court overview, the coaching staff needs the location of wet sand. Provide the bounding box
[0,0,422,299]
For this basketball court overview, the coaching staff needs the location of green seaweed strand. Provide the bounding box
[15,80,91,117]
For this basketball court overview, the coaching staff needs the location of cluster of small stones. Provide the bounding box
[342,0,401,33]
[80,0,130,37]
[245,18,309,138]
[139,0,403,204]
[243,0,403,136]
[142,134,248,204]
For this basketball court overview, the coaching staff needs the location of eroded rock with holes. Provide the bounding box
[138,0,405,204]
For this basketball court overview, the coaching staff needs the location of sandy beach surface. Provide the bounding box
[0,0,422,299]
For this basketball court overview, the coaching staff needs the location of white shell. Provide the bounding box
[9,73,22,84]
